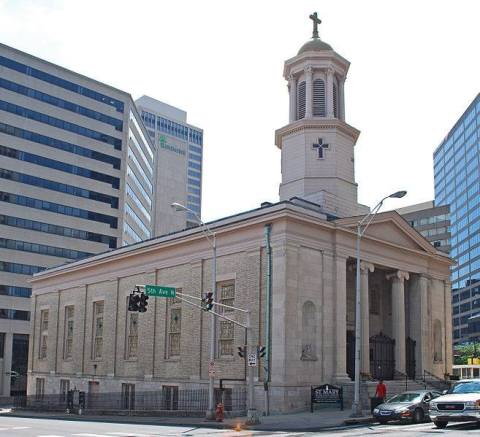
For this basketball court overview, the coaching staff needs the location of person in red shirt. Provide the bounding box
[375,379,387,401]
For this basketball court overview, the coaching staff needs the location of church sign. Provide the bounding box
[310,384,343,412]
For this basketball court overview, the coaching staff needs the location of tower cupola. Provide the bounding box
[285,12,350,123]
[275,13,366,218]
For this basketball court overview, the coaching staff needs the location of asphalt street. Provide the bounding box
[0,417,479,436]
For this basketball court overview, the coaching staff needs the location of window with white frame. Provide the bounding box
[63,305,74,359]
[39,310,48,359]
[92,301,104,359]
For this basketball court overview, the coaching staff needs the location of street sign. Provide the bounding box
[145,285,176,298]
[208,361,215,377]
[248,353,257,367]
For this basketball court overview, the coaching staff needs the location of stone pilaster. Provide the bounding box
[388,270,409,374]
[305,66,313,118]
[288,74,297,123]
[326,68,334,118]
[334,255,349,382]
[360,261,374,375]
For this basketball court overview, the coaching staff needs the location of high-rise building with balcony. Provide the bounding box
[136,96,203,234]
[434,93,480,345]
[0,42,155,394]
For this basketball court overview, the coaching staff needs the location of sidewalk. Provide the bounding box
[0,408,375,432]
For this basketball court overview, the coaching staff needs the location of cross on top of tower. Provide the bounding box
[309,12,321,39]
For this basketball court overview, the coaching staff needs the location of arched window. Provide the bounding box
[313,79,326,117]
[333,83,338,118]
[297,81,306,120]
[301,301,317,360]
[433,319,443,362]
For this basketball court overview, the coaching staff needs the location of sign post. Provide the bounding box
[247,353,257,367]
[145,285,176,298]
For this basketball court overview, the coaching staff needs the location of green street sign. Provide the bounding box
[145,285,176,298]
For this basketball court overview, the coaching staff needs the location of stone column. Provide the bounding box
[360,262,374,375]
[444,280,453,375]
[388,270,409,374]
[338,76,345,121]
[288,74,297,123]
[326,68,335,118]
[334,255,350,381]
[305,66,313,118]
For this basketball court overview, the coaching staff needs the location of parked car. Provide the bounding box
[429,379,480,429]
[373,390,442,424]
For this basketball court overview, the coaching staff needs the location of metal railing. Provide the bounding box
[422,370,449,391]
[12,388,247,416]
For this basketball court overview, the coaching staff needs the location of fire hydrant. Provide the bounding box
[215,402,224,422]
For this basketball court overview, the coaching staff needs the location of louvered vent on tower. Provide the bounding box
[313,79,326,117]
[297,81,306,120]
[333,83,338,118]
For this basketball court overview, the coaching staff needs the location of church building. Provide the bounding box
[27,15,453,413]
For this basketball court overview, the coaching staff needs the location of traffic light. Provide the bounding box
[238,346,245,358]
[202,292,213,311]
[128,292,141,311]
[138,293,149,313]
[258,346,266,358]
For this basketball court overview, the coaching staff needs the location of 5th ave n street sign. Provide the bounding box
[145,285,176,298]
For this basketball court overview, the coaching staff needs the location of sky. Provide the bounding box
[0,0,478,221]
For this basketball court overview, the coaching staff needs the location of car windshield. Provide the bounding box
[387,393,423,403]
[450,382,480,394]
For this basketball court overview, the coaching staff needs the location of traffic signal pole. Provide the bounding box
[246,310,259,425]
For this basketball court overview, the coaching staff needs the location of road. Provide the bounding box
[0,417,479,436]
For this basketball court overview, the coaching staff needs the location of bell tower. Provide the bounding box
[275,13,365,217]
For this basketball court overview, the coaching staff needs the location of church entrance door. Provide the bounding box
[370,333,395,380]
[406,337,416,379]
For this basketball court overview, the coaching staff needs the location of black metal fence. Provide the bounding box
[10,387,247,416]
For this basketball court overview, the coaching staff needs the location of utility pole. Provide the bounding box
[246,310,259,425]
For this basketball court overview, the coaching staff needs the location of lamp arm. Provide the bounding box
[358,196,389,237]
[180,204,215,247]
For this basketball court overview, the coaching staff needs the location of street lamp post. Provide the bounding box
[171,202,217,419]
[351,190,407,417]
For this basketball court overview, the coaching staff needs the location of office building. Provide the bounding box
[434,93,480,345]
[0,42,155,394]
[136,96,203,234]
[397,201,451,254]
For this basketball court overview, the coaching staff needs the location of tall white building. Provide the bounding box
[136,96,203,234]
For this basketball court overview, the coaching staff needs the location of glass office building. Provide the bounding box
[434,93,480,345]
[136,96,203,234]
[0,42,154,395]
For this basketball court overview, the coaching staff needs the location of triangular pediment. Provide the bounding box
[335,211,438,255]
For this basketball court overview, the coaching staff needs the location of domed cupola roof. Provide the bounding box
[298,38,333,55]
[298,12,333,55]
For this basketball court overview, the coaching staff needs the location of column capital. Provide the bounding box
[359,261,374,273]
[287,73,296,83]
[387,270,410,282]
[304,65,313,75]
[327,67,335,77]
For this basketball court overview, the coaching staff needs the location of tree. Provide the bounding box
[454,342,479,365]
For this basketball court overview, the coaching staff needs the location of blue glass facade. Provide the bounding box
[434,94,480,344]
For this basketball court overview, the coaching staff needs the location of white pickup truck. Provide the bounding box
[429,379,480,428]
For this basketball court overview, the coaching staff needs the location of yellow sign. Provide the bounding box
[467,357,480,365]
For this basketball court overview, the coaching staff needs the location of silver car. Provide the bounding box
[429,379,480,428]
[373,390,442,424]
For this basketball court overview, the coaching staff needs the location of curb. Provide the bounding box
[1,411,376,432]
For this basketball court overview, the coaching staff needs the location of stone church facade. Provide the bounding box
[27,15,453,413]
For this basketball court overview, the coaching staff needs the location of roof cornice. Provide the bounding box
[275,118,360,148]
